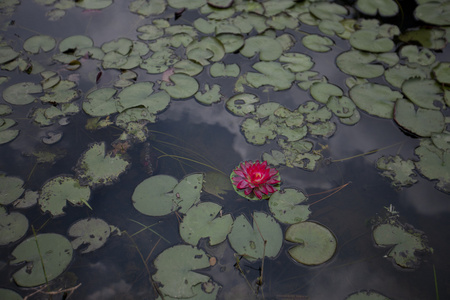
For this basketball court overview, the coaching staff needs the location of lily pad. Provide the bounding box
[76,0,113,9]
[268,189,311,224]
[23,35,56,53]
[285,221,337,265]
[38,175,91,216]
[226,93,259,116]
[75,142,130,188]
[83,88,118,117]
[0,175,24,205]
[240,36,283,61]
[11,233,73,287]
[394,98,444,137]
[180,202,233,246]
[69,218,111,253]
[246,61,295,91]
[241,118,277,145]
[280,53,314,73]
[350,30,394,53]
[302,35,334,52]
[346,290,391,300]
[336,50,384,78]
[210,63,240,77]
[228,212,282,261]
[433,62,450,84]
[414,1,450,26]
[2,82,42,105]
[203,172,233,200]
[373,222,431,268]
[0,124,19,145]
[0,208,28,246]
[414,139,450,193]
[376,155,418,188]
[161,74,199,99]
[59,35,93,53]
[152,244,213,298]
[310,82,343,104]
[132,173,203,216]
[356,0,398,17]
[402,79,444,110]
[0,289,22,300]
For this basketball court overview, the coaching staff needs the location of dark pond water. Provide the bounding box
[1,1,449,300]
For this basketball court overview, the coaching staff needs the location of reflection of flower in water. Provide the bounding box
[231,160,280,200]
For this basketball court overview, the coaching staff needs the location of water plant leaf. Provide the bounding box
[195,84,223,105]
[0,209,28,246]
[132,174,203,216]
[373,222,431,268]
[310,82,343,104]
[2,82,42,105]
[400,45,435,66]
[350,83,403,118]
[376,155,418,188]
[153,244,212,298]
[180,202,233,246]
[394,98,444,137]
[0,175,24,205]
[356,0,398,17]
[399,28,446,50]
[302,34,334,52]
[40,80,78,104]
[186,37,225,65]
[384,65,427,88]
[69,218,111,253]
[346,290,391,300]
[414,139,450,193]
[0,288,22,300]
[326,96,356,118]
[402,79,444,110]
[269,189,311,224]
[0,46,19,64]
[0,122,19,144]
[310,2,347,21]
[414,1,450,26]
[11,233,73,287]
[59,35,93,53]
[23,35,56,54]
[76,0,113,9]
[82,88,117,117]
[210,62,240,77]
[203,171,233,200]
[240,36,283,61]
[226,93,259,116]
[350,30,394,53]
[246,61,295,91]
[161,74,199,99]
[336,50,384,78]
[280,53,314,73]
[38,175,91,216]
[241,118,277,145]
[433,62,450,84]
[228,212,283,261]
[75,142,130,188]
[216,33,244,53]
[285,221,337,265]
[130,0,166,16]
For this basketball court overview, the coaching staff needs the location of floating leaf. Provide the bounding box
[226,93,259,116]
[356,0,398,17]
[384,64,427,88]
[186,37,225,65]
[269,189,311,224]
[280,53,314,73]
[38,175,91,216]
[350,30,394,53]
[210,63,240,77]
[11,233,73,287]
[302,35,334,52]
[0,289,22,300]
[75,142,130,188]
[310,82,343,104]
[414,1,450,26]
[203,171,233,200]
[376,155,418,188]
[0,175,24,205]
[153,244,213,298]
[433,62,450,84]
[373,222,431,268]
[40,80,78,104]
[69,218,111,253]
[240,36,283,61]
[346,290,392,300]
[161,74,199,99]
[0,208,28,246]
[394,98,444,137]
[350,83,403,118]
[23,35,56,54]
[285,221,337,265]
[132,174,203,216]
[83,88,118,117]
[336,50,384,78]
[0,46,19,64]
[402,79,444,110]
[0,119,19,144]
[246,61,295,91]
[130,0,166,16]
[228,212,283,261]
[180,202,233,246]
[310,2,347,21]
[77,0,113,10]
[2,82,42,105]
[400,45,435,66]
[241,118,277,145]
[216,33,244,53]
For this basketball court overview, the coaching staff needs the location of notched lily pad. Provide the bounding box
[69,218,112,253]
[269,189,311,224]
[161,74,199,99]
[376,155,417,188]
[0,208,28,246]
[23,35,56,53]
[2,82,42,105]
[0,175,24,205]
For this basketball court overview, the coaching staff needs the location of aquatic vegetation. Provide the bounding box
[230,160,280,200]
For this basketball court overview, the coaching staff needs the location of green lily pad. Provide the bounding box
[350,30,394,53]
[2,82,42,105]
[346,290,391,300]
[23,35,56,54]
[75,142,130,188]
[246,61,295,91]
[69,218,112,253]
[302,34,334,52]
[226,93,259,116]
[399,28,446,50]
[13,190,39,209]
[402,79,444,110]
[241,118,277,145]
[414,1,450,26]
[228,212,283,261]
[132,173,203,216]
[180,202,233,246]
[216,33,244,53]
[38,175,91,216]
[210,63,240,77]
[0,122,19,145]
[59,35,93,53]
[394,98,444,137]
[310,82,343,104]
[203,171,233,200]
[285,221,337,265]
[240,36,283,61]
[40,80,78,104]
[280,53,314,73]
[262,150,286,167]
[350,83,403,118]
[310,2,347,21]
[400,45,435,66]
[384,64,428,88]
[433,62,450,84]
[83,88,118,117]
[356,0,398,17]
[414,139,450,193]
[373,222,431,268]
[326,96,356,118]
[0,208,28,246]
[195,84,223,105]
[0,175,24,205]
[336,50,384,78]
[130,0,166,16]
[161,74,199,99]
[0,46,19,64]
[0,289,22,300]
[186,37,225,65]
[11,233,73,287]
[268,189,311,224]
[376,155,418,188]
[153,244,213,299]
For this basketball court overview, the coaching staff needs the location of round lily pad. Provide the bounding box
[433,62,450,84]
[83,88,118,117]
[402,79,444,110]
[69,218,111,253]
[132,173,203,216]
[269,189,311,224]
[59,35,93,53]
[246,61,295,91]
[180,202,233,246]
[336,50,384,78]
[225,93,259,116]
[161,74,199,99]
[228,212,283,261]
[350,30,394,53]
[0,175,24,205]
[302,35,334,52]
[0,127,19,145]
[356,0,398,17]
[2,82,42,105]
[0,289,22,300]
[414,2,450,26]
[285,221,337,265]
[310,82,343,104]
[76,0,113,10]
[240,36,283,61]
[346,290,391,300]
[23,35,56,54]
[39,175,91,216]
[0,209,28,246]
[11,233,73,287]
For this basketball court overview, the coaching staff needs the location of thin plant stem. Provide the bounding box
[157,154,226,175]
[308,182,351,206]
[128,219,170,243]
[31,225,49,286]
[433,264,440,300]
[331,141,405,163]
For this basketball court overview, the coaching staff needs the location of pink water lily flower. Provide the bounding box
[231,160,280,200]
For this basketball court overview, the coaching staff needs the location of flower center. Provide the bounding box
[250,171,264,184]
